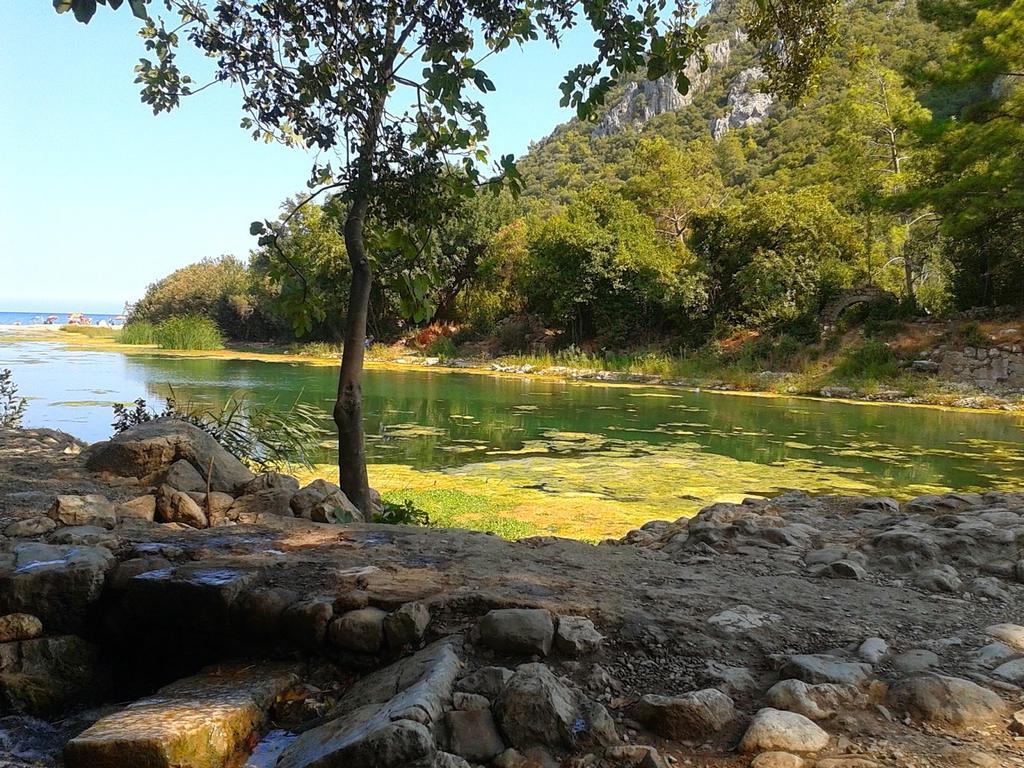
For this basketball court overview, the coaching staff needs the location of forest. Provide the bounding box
[123,0,1022,362]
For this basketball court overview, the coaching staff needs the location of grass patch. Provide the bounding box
[382,487,539,540]
[831,341,901,382]
[153,316,224,350]
[117,321,156,345]
[60,325,116,338]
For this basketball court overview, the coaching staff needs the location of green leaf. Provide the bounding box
[71,0,98,23]
[249,221,266,236]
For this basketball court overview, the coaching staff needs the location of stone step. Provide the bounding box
[64,661,299,768]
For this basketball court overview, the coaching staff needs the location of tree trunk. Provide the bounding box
[335,195,372,514]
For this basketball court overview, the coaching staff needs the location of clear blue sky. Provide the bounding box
[0,2,603,313]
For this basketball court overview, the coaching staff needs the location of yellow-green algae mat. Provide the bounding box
[64,662,299,768]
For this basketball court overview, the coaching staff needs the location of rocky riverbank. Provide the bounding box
[1,423,1024,767]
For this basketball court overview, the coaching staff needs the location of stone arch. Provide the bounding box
[820,286,898,331]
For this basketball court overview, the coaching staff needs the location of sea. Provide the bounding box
[0,311,123,326]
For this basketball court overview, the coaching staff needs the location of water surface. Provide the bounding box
[3,340,1023,535]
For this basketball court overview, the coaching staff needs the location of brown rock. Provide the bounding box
[0,613,43,642]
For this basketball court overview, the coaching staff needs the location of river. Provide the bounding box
[3,339,1024,538]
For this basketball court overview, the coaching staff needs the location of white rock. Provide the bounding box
[738,708,830,753]
[857,638,888,664]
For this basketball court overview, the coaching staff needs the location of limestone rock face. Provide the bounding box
[592,40,732,137]
[887,674,1008,729]
[83,419,254,493]
[479,609,555,657]
[738,708,830,754]
[630,689,735,738]
[710,67,774,139]
[64,662,298,768]
[497,662,618,751]
[277,639,462,768]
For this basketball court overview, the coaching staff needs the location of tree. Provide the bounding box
[829,52,934,302]
[55,0,835,512]
[620,136,725,242]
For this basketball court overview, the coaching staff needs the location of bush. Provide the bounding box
[375,499,431,526]
[833,341,900,381]
[425,335,457,360]
[153,316,224,350]
[118,321,156,345]
[0,369,28,428]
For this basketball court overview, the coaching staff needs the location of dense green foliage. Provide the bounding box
[152,316,225,351]
[123,0,1021,357]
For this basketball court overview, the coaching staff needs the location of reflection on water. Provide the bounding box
[3,341,1024,504]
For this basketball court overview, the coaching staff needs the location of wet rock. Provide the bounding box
[4,516,57,538]
[479,609,555,656]
[630,688,735,738]
[290,479,364,523]
[384,601,431,649]
[765,680,866,720]
[455,666,514,699]
[887,674,1008,728]
[232,587,299,643]
[857,638,888,664]
[115,495,156,522]
[83,419,254,493]
[277,639,461,768]
[554,616,603,656]
[738,708,830,754]
[240,472,300,495]
[329,606,386,653]
[229,488,295,521]
[161,459,207,493]
[155,486,207,529]
[47,525,118,548]
[446,709,505,762]
[48,495,116,528]
[914,566,962,593]
[779,655,872,687]
[991,658,1024,684]
[497,662,618,751]
[749,754,805,768]
[0,613,42,643]
[985,623,1024,651]
[0,543,114,632]
[282,597,334,651]
[64,661,298,768]
[0,634,106,716]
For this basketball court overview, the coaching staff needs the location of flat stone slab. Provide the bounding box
[277,638,463,768]
[64,661,298,768]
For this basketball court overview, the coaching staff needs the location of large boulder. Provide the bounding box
[83,419,254,493]
[630,689,735,738]
[765,680,867,720]
[779,655,872,687]
[277,639,462,768]
[0,543,115,632]
[48,495,117,528]
[479,609,554,657]
[738,708,830,754]
[0,634,107,716]
[497,663,618,751]
[887,675,1008,729]
[290,479,364,523]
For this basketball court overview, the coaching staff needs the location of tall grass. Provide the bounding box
[153,316,224,350]
[60,325,116,338]
[117,321,156,345]
[832,341,900,381]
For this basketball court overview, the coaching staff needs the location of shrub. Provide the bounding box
[0,369,28,428]
[958,321,988,348]
[375,499,431,526]
[425,335,457,360]
[833,341,900,380]
[118,321,156,345]
[153,316,224,350]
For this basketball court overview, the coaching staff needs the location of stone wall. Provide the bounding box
[929,343,1024,389]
